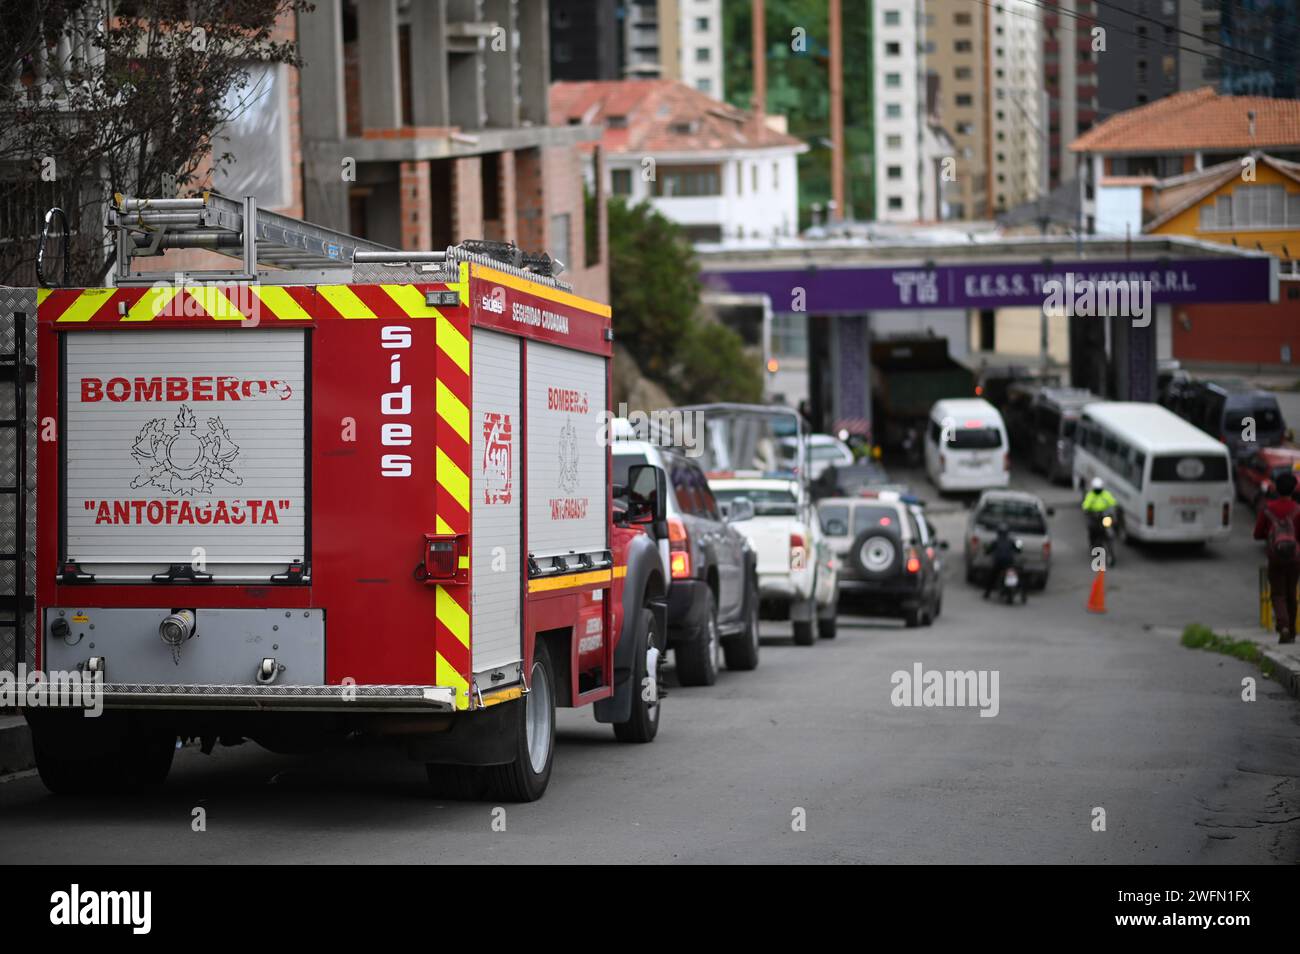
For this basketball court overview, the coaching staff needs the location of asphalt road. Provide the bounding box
[1,465,1297,864]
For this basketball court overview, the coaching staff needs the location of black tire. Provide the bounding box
[33,715,175,795]
[792,620,815,645]
[904,607,923,628]
[817,616,837,639]
[483,640,556,802]
[675,591,720,687]
[614,608,663,743]
[932,594,943,618]
[723,577,761,671]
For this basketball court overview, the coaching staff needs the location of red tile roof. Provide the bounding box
[1070,87,1300,154]
[549,79,806,155]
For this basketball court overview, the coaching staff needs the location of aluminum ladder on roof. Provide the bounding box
[108,191,398,286]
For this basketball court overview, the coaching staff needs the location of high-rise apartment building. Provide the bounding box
[923,0,1043,219]
[1043,0,1099,189]
[873,0,930,221]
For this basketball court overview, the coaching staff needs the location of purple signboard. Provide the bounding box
[702,256,1277,313]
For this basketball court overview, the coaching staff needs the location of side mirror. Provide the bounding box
[626,463,667,535]
[727,496,755,523]
[938,540,950,550]
[1046,507,1056,517]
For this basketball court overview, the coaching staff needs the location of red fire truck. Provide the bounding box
[23,193,667,801]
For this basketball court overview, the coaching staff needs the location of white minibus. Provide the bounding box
[924,398,1011,492]
[1072,401,1233,544]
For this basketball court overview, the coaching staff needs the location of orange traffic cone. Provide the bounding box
[1086,567,1106,613]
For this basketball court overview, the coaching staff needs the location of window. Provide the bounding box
[772,162,779,189]
[1202,185,1300,229]
[550,213,570,269]
[696,78,711,93]
[886,134,903,148]
[695,47,711,63]
[946,427,1002,450]
[888,196,904,210]
[1150,455,1229,483]
[695,17,709,31]
[955,66,972,80]
[884,10,900,25]
[955,39,972,53]
[606,115,628,129]
[955,11,972,24]
[752,164,759,192]
[955,121,974,135]
[886,41,901,55]
[956,94,973,107]
[653,165,722,197]
[885,72,902,87]
[886,103,902,118]
[610,168,632,196]
[887,165,903,180]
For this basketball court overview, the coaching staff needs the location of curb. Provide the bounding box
[1259,646,1300,698]
[0,715,34,775]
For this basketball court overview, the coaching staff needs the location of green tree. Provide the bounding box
[607,197,762,404]
[723,0,873,223]
[1,0,310,285]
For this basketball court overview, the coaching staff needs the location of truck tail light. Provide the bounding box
[905,549,921,574]
[1146,503,1154,527]
[668,517,691,579]
[939,453,946,470]
[416,533,468,584]
[789,531,806,571]
[1042,540,1051,558]
[1003,453,1010,472]
[1222,502,1230,526]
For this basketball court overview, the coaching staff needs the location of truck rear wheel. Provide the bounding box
[32,714,175,795]
[675,591,720,687]
[613,608,662,743]
[722,576,760,671]
[484,640,556,802]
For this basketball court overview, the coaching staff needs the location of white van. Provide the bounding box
[924,398,1011,492]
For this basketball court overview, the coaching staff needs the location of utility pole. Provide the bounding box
[752,0,766,116]
[829,0,844,222]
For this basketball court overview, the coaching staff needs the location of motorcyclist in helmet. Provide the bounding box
[1082,477,1117,514]
[983,522,1022,599]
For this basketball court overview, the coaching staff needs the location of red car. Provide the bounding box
[1235,446,1300,512]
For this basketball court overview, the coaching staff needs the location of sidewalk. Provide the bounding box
[1225,628,1300,699]
[0,714,33,775]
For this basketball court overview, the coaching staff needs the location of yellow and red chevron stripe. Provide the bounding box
[432,292,473,709]
[36,283,465,324]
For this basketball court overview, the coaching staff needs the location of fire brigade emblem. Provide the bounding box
[483,412,512,504]
[557,418,580,495]
[130,404,243,496]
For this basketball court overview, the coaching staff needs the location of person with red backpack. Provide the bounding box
[1254,470,1300,643]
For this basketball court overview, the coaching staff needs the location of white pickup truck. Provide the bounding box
[708,476,839,644]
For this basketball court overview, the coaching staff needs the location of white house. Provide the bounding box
[550,79,807,245]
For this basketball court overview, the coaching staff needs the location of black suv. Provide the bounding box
[817,493,946,628]
[613,442,759,686]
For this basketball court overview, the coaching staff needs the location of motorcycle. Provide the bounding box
[1087,510,1118,567]
[986,538,1027,604]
